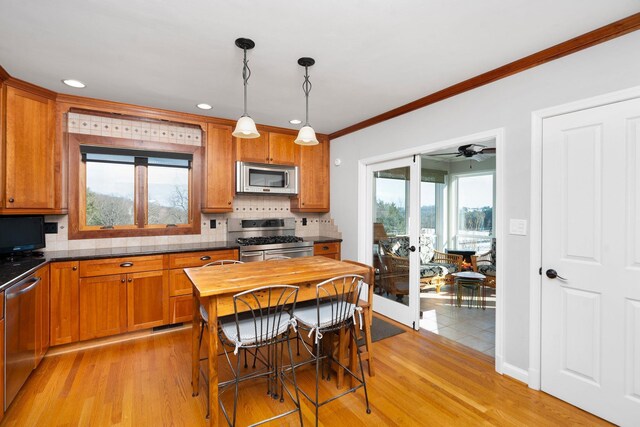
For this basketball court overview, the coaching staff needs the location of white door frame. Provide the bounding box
[528,85,640,390]
[357,127,505,373]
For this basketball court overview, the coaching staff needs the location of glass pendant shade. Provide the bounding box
[294,125,319,146]
[232,115,260,139]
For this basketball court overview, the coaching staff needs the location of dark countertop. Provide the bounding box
[302,236,343,244]
[0,237,341,291]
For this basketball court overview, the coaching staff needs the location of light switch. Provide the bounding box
[509,219,527,235]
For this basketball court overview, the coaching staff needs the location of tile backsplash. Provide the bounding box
[68,113,202,146]
[43,195,341,252]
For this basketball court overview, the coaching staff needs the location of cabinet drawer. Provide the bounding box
[168,249,238,269]
[170,295,194,324]
[313,242,340,255]
[79,255,167,277]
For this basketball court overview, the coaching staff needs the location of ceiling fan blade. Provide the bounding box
[429,152,459,156]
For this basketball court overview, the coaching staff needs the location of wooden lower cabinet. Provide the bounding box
[314,242,341,260]
[79,274,127,340]
[35,264,50,366]
[170,294,194,324]
[50,261,80,345]
[127,270,169,331]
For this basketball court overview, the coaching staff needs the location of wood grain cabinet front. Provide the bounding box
[127,270,169,331]
[79,255,167,277]
[291,137,330,212]
[235,131,298,166]
[314,242,341,260]
[50,261,80,346]
[1,84,61,213]
[79,274,128,340]
[35,264,50,366]
[169,294,194,324]
[203,124,234,213]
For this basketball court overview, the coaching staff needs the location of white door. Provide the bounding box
[367,157,421,328]
[541,97,640,426]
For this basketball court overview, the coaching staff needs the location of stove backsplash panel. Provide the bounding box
[42,196,340,252]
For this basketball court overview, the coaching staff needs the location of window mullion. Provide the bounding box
[135,162,148,229]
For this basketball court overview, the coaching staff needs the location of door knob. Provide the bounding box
[545,269,566,280]
[409,246,416,252]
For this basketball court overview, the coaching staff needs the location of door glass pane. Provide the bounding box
[148,166,190,225]
[85,162,135,226]
[456,174,493,252]
[373,167,410,307]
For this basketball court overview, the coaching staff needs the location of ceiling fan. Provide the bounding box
[429,144,496,161]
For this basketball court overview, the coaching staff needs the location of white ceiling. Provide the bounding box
[1,1,638,134]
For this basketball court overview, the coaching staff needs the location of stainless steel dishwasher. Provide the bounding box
[5,273,40,410]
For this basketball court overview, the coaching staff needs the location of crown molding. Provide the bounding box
[329,12,640,140]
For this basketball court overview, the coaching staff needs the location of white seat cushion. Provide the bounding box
[220,314,292,348]
[293,301,356,331]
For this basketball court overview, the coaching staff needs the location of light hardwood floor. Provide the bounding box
[1,318,611,426]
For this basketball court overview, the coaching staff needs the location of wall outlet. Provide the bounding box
[302,218,307,226]
[44,222,58,234]
[210,220,216,229]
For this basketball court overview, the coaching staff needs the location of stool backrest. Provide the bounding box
[201,259,243,268]
[315,274,364,333]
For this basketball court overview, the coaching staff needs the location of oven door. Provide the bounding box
[264,247,314,260]
[240,250,265,263]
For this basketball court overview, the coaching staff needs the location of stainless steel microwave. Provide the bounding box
[236,161,299,195]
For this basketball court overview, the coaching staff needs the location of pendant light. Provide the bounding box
[232,38,260,139]
[295,57,319,146]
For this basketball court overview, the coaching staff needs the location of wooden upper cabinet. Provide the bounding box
[267,132,297,166]
[291,137,330,212]
[235,131,298,166]
[203,124,234,212]
[2,85,58,211]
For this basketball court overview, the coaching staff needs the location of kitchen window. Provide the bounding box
[68,134,202,239]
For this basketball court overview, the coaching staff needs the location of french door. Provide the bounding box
[541,96,640,426]
[367,157,421,328]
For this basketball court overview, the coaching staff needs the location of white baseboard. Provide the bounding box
[502,362,529,384]
[494,354,504,374]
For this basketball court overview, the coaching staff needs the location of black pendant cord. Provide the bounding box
[241,47,251,117]
[302,65,312,126]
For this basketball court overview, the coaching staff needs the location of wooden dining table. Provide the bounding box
[185,255,370,426]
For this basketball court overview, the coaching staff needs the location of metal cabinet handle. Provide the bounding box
[72,266,78,271]
[120,262,134,268]
[7,277,40,299]
[128,278,132,283]
[200,256,211,261]
[121,278,126,283]
[8,197,14,203]
[322,246,329,250]
[228,201,231,205]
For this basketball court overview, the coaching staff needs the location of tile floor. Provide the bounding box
[419,284,496,357]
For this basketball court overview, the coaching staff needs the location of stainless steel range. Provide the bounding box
[228,217,313,262]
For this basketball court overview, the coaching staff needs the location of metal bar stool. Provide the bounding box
[292,274,372,426]
[218,285,303,426]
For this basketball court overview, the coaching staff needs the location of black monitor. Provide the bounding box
[0,216,45,256]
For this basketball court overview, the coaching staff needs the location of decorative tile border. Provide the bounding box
[67,113,202,146]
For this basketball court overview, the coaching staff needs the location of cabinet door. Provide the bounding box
[79,274,127,340]
[127,270,169,331]
[234,132,269,163]
[4,86,56,209]
[268,132,297,165]
[203,124,234,212]
[291,138,330,212]
[169,295,194,324]
[35,264,50,366]
[50,261,80,346]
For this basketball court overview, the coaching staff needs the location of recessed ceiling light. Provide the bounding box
[289,119,302,125]
[197,103,212,110]
[62,79,86,88]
